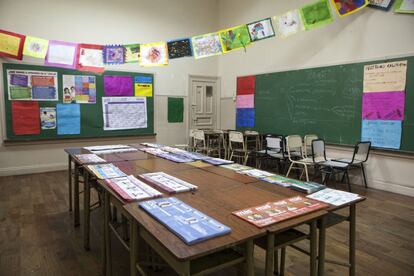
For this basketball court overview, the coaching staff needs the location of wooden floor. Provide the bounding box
[0,170,413,276]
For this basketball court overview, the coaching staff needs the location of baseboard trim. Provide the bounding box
[0,163,67,177]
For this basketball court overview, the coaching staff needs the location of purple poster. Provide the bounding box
[103,75,133,96]
[10,74,28,86]
[362,91,405,121]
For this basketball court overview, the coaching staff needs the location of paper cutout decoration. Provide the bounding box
[168,97,184,123]
[331,0,368,16]
[0,29,25,60]
[103,45,125,64]
[394,0,414,13]
[12,101,40,135]
[361,120,402,149]
[237,76,256,95]
[363,60,407,93]
[77,44,104,73]
[236,108,255,128]
[40,107,56,129]
[57,103,81,135]
[167,38,193,59]
[140,42,168,67]
[247,18,275,42]
[236,94,254,108]
[275,10,304,38]
[63,75,96,104]
[103,75,133,96]
[219,25,251,53]
[124,44,140,63]
[45,40,78,69]
[362,92,405,120]
[300,0,334,30]
[368,0,394,10]
[134,76,153,97]
[23,36,49,59]
[192,32,223,59]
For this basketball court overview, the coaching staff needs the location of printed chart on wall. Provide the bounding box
[102,97,147,130]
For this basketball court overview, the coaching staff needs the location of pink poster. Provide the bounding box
[236,94,254,108]
[362,91,405,121]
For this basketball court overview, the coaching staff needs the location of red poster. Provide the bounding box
[77,43,105,74]
[31,76,55,87]
[232,196,328,228]
[237,76,255,95]
[0,29,26,60]
[12,101,40,135]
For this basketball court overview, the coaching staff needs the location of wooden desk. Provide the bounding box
[200,165,257,184]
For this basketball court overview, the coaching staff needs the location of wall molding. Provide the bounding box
[0,163,67,177]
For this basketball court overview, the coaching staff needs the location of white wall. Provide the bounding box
[217,0,414,196]
[0,0,219,175]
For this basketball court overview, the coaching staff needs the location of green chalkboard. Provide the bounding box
[3,63,154,141]
[248,56,414,152]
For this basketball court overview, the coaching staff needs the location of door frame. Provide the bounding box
[188,75,221,133]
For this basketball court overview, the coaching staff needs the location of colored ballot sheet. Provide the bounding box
[57,103,81,135]
[236,94,254,108]
[103,75,133,96]
[362,92,405,120]
[361,120,402,149]
[168,97,184,123]
[236,108,255,127]
[300,0,334,30]
[363,60,408,92]
[11,101,40,135]
[237,76,255,95]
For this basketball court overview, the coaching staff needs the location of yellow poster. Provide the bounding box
[23,36,49,58]
[0,32,22,57]
[363,60,408,93]
[134,83,153,97]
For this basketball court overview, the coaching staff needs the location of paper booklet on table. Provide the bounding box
[201,157,234,165]
[105,175,162,202]
[84,144,138,154]
[139,172,198,194]
[238,169,275,179]
[139,197,231,245]
[75,154,106,164]
[87,163,126,179]
[306,188,361,206]
[232,196,328,228]
[220,163,252,172]
[289,181,326,194]
[140,143,165,148]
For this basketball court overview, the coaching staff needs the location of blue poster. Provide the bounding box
[32,86,57,100]
[134,76,152,83]
[361,120,402,149]
[57,103,80,135]
[236,108,255,127]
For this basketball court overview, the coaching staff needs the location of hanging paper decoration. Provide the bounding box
[139,42,168,67]
[77,44,105,73]
[192,32,223,59]
[275,10,304,39]
[45,40,78,69]
[167,38,193,59]
[23,36,49,59]
[394,0,414,13]
[368,0,394,10]
[300,0,334,30]
[219,25,251,53]
[0,29,25,60]
[103,45,125,64]
[331,0,368,16]
[247,18,275,42]
[124,44,140,63]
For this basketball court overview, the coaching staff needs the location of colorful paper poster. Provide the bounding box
[74,154,106,164]
[236,94,254,108]
[102,97,147,130]
[361,120,402,149]
[23,36,49,59]
[191,32,223,59]
[134,83,153,97]
[237,76,256,95]
[275,10,304,38]
[219,25,251,53]
[45,40,78,69]
[247,18,275,42]
[368,0,394,10]
[299,0,334,30]
[124,44,140,63]
[11,101,40,135]
[236,108,255,128]
[57,103,81,135]
[40,107,56,129]
[103,75,133,96]
[394,0,414,13]
[63,75,96,104]
[77,44,105,73]
[331,0,368,16]
[103,45,125,64]
[167,38,193,59]
[7,69,58,101]
[0,29,25,60]
[168,97,184,123]
[140,42,168,67]
[106,175,162,202]
[139,172,197,194]
[362,92,405,120]
[87,163,126,179]
[307,188,361,206]
[363,60,407,92]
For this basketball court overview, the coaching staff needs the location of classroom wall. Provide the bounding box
[217,0,414,196]
[0,0,219,175]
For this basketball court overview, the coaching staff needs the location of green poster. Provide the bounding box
[300,0,334,31]
[219,25,251,53]
[10,86,31,99]
[168,97,184,123]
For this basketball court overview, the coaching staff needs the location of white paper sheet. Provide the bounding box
[276,10,303,38]
[102,97,147,130]
[306,188,360,206]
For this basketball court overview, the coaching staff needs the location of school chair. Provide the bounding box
[228,131,250,165]
[174,129,196,151]
[303,134,318,158]
[193,129,219,156]
[285,135,314,182]
[256,134,287,172]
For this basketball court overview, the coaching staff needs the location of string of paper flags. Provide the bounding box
[0,0,399,74]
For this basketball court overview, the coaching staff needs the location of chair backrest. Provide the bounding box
[229,131,245,150]
[304,134,318,157]
[286,135,303,160]
[311,139,327,163]
[351,141,371,163]
[264,134,283,152]
[193,129,206,148]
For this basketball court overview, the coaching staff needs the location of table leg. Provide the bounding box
[310,220,317,276]
[245,239,254,276]
[130,220,138,276]
[68,156,72,212]
[83,170,91,250]
[74,163,80,227]
[349,204,356,276]
[265,233,275,276]
[104,191,112,276]
[318,216,326,276]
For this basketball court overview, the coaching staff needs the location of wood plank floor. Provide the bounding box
[0,170,413,276]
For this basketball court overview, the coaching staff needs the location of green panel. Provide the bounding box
[247,55,414,152]
[3,63,154,141]
[167,97,184,123]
